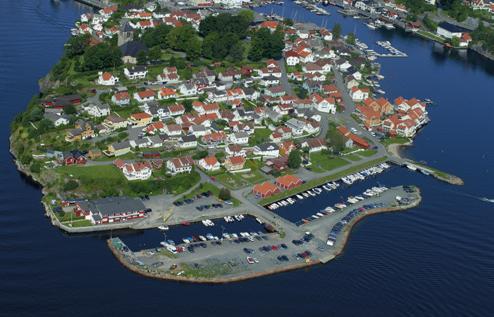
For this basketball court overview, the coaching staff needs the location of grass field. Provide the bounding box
[310,152,350,172]
[249,128,272,145]
[344,154,362,161]
[215,172,249,190]
[358,149,378,157]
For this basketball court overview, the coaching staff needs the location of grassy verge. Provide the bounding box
[381,136,410,147]
[358,149,378,157]
[259,156,388,205]
[180,182,241,206]
[310,152,350,172]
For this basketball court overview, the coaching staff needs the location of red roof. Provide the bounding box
[275,175,303,188]
[252,182,279,197]
[131,112,152,120]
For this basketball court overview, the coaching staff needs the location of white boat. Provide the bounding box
[313,187,322,194]
[385,23,395,30]
[366,22,377,30]
[255,217,263,224]
[158,225,169,231]
[303,192,309,198]
[296,194,304,200]
[199,235,207,241]
[231,233,239,239]
[325,206,335,213]
[407,165,418,171]
[316,212,325,217]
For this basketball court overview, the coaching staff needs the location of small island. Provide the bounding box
[10,0,462,282]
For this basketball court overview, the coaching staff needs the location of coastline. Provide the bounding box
[387,142,412,160]
[107,190,422,284]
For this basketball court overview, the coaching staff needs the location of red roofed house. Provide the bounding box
[130,112,153,127]
[260,21,279,32]
[112,90,130,106]
[252,182,280,198]
[224,156,246,172]
[158,87,176,100]
[336,126,370,149]
[166,156,194,175]
[355,105,381,129]
[275,175,303,190]
[134,89,155,103]
[198,156,221,172]
[97,72,119,86]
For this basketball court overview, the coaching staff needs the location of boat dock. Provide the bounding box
[293,0,330,15]
[375,41,408,57]
[74,0,112,9]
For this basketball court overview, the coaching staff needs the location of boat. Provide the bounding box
[158,225,169,231]
[407,165,418,171]
[255,217,263,224]
[384,23,395,30]
[296,194,304,200]
[366,22,377,30]
[313,187,322,194]
[324,206,335,213]
[180,221,190,226]
[247,257,255,264]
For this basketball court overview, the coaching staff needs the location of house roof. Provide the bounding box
[252,181,279,195]
[275,174,302,187]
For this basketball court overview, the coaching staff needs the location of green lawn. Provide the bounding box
[249,128,272,146]
[358,149,378,157]
[56,165,200,197]
[260,157,388,205]
[381,136,410,147]
[239,169,266,184]
[310,152,350,172]
[344,154,362,161]
[215,172,249,190]
[181,182,241,206]
[57,165,124,180]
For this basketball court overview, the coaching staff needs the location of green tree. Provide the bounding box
[218,188,231,201]
[148,46,161,61]
[137,50,148,64]
[64,104,77,115]
[64,180,79,191]
[64,34,90,58]
[332,24,342,40]
[346,32,356,45]
[288,149,302,169]
[82,43,122,71]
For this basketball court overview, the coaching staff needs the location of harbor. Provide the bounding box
[108,185,422,283]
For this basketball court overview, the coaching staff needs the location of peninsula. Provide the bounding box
[10,0,462,282]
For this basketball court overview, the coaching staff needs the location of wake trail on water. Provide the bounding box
[440,188,494,204]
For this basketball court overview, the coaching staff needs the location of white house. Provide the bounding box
[124,66,147,80]
[198,156,221,172]
[229,132,249,145]
[350,87,370,102]
[97,72,119,86]
[83,103,111,117]
[253,143,279,158]
[167,157,194,175]
[116,161,152,181]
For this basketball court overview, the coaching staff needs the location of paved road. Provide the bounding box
[277,58,294,96]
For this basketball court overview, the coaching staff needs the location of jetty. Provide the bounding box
[74,0,112,9]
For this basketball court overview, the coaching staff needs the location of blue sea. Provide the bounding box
[1,1,493,316]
